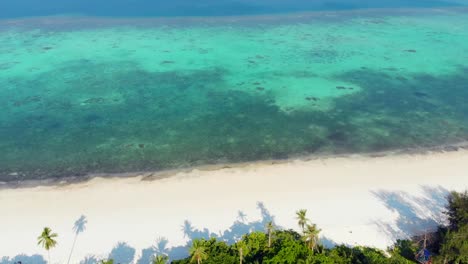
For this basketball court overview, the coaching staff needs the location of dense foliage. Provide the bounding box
[171,191,467,264]
[433,191,468,264]
[172,230,415,264]
[30,191,466,264]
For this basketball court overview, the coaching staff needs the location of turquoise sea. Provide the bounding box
[1,2,468,182]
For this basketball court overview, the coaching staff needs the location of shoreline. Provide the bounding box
[2,140,467,189]
[1,4,467,263]
[1,146,467,262]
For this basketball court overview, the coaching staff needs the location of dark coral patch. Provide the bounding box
[83,97,105,104]
[12,95,41,107]
[414,91,429,98]
[161,60,175,64]
[84,114,102,123]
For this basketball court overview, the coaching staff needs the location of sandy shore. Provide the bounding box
[1,150,467,263]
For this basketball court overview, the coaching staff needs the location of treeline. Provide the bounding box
[170,190,467,264]
[35,191,467,264]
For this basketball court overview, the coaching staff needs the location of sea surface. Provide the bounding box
[1,1,468,182]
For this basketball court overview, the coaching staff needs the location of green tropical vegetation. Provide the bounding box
[33,191,466,264]
[172,191,468,264]
[152,255,170,264]
[265,221,275,248]
[430,190,468,263]
[296,209,308,232]
[189,239,209,264]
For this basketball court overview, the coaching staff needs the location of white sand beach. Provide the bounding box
[1,150,467,263]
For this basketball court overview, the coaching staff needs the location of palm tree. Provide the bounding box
[302,224,321,252]
[67,215,87,264]
[37,227,58,264]
[265,221,275,247]
[296,209,308,232]
[235,240,250,264]
[189,239,208,264]
[151,255,169,264]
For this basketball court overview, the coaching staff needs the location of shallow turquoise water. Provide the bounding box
[1,9,468,181]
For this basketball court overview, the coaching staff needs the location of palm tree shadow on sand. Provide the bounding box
[136,201,278,262]
[372,185,449,241]
[1,202,334,264]
[108,242,136,264]
[2,216,89,264]
[68,215,88,264]
[135,201,337,263]
[0,254,46,264]
[80,242,136,264]
[76,202,275,264]
[77,203,278,264]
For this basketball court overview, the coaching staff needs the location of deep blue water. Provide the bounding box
[1,0,467,18]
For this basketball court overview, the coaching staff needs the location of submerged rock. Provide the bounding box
[327,131,347,142]
[198,49,209,54]
[336,86,354,90]
[84,114,101,123]
[305,97,319,101]
[256,87,265,91]
[0,61,19,70]
[12,95,41,107]
[83,97,105,104]
[414,91,429,98]
[47,122,62,130]
[161,60,175,64]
